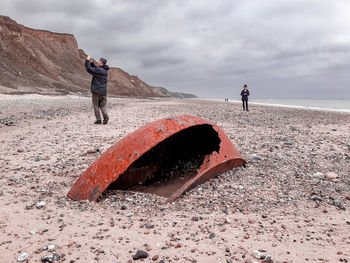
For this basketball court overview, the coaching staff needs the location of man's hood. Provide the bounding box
[101,64,109,70]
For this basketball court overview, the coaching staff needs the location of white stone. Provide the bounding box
[325,172,338,180]
[17,252,29,262]
[253,250,263,259]
[36,201,46,208]
[47,244,55,250]
[30,229,38,235]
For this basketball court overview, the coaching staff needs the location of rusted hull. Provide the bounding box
[67,115,245,202]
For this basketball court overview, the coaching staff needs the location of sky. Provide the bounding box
[1,0,350,99]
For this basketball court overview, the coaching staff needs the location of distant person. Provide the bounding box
[85,55,109,124]
[241,84,250,111]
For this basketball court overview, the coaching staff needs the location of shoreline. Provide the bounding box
[1,93,350,114]
[201,98,350,113]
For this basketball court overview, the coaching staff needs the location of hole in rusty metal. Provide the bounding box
[107,124,220,197]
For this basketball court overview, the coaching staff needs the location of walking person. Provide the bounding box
[85,55,110,124]
[241,84,250,111]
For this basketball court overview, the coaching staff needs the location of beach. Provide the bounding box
[0,95,349,263]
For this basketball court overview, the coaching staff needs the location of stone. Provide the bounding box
[36,201,46,208]
[17,252,29,262]
[310,195,322,201]
[253,250,263,259]
[121,205,127,210]
[192,216,199,221]
[10,177,21,182]
[313,172,323,177]
[325,172,338,180]
[264,255,273,263]
[132,250,148,260]
[41,253,60,262]
[47,244,55,251]
[333,200,345,210]
[30,229,39,235]
[125,213,134,217]
[251,154,261,162]
[209,233,216,239]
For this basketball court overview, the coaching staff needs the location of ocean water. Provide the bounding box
[226,99,350,113]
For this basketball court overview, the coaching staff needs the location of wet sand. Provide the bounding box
[0,95,349,262]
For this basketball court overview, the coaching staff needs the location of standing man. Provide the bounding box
[85,55,110,124]
[241,84,250,111]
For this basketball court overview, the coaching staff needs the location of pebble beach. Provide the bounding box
[0,95,349,262]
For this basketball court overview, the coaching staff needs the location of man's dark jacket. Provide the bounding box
[241,89,250,101]
[85,60,109,96]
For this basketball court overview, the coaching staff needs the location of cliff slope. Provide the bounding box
[0,16,195,98]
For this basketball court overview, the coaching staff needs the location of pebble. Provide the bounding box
[209,233,216,239]
[36,201,46,209]
[310,195,322,201]
[132,250,148,260]
[47,244,56,251]
[192,216,199,221]
[17,252,29,262]
[41,253,60,262]
[86,149,98,154]
[264,255,273,263]
[30,229,39,235]
[125,213,134,217]
[10,177,21,182]
[325,172,338,180]
[332,200,345,210]
[253,250,263,259]
[251,154,261,162]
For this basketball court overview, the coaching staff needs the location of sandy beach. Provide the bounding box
[0,95,349,263]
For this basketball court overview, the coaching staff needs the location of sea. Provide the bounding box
[220,99,350,113]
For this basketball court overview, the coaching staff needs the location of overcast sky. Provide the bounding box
[1,0,350,98]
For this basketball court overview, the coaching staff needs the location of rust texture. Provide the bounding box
[67,115,246,202]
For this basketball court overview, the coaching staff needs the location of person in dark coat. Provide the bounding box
[85,55,110,124]
[241,84,250,111]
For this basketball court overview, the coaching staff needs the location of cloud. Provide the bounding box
[1,0,350,98]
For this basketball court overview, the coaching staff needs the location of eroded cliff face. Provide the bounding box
[0,16,88,94]
[0,16,195,97]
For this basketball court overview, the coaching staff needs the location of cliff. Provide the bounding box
[0,16,196,98]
